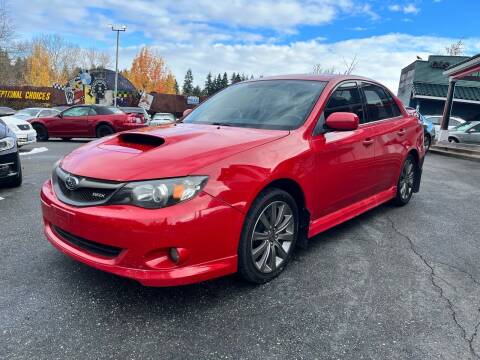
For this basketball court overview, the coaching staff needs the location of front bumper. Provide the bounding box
[15,130,37,146]
[0,151,20,180]
[40,180,244,286]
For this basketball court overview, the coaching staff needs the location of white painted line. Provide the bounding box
[20,147,49,156]
[0,197,4,200]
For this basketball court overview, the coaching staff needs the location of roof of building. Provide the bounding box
[445,53,480,71]
[412,82,480,102]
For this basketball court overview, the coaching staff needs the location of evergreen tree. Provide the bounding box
[235,73,242,83]
[192,85,202,97]
[230,72,237,84]
[182,68,194,95]
[221,72,228,89]
[216,73,222,92]
[174,79,179,94]
[204,72,213,96]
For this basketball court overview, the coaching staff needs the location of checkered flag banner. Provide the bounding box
[52,83,65,91]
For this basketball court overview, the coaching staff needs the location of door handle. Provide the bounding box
[362,138,374,146]
[397,129,406,136]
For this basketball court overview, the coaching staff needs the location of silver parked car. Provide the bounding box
[424,115,466,136]
[149,112,176,126]
[448,121,480,144]
[15,107,60,120]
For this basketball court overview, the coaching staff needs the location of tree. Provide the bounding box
[24,42,55,86]
[0,0,13,48]
[192,85,202,97]
[230,72,237,84]
[221,72,228,89]
[445,40,464,56]
[204,72,213,96]
[125,46,176,93]
[174,79,179,94]
[182,68,194,95]
[215,73,222,92]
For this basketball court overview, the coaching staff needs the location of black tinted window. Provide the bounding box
[324,82,365,123]
[184,80,327,130]
[95,107,112,115]
[361,83,401,122]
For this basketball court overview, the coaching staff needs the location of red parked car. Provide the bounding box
[40,75,425,286]
[30,105,147,141]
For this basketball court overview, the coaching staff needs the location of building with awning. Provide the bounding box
[437,54,480,141]
[398,55,480,122]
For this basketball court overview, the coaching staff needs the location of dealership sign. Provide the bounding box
[187,96,199,105]
[0,89,53,102]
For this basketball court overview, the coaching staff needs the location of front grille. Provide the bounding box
[58,181,116,203]
[52,226,122,258]
[52,167,124,207]
[17,124,30,130]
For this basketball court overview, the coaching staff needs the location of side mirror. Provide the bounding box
[325,112,359,131]
[183,108,193,117]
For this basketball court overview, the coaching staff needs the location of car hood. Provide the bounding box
[1,116,30,127]
[60,123,289,181]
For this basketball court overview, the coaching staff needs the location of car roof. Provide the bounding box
[248,74,379,84]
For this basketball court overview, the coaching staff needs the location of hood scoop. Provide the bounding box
[99,133,165,154]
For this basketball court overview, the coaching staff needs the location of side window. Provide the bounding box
[89,107,97,115]
[324,82,365,123]
[361,83,401,122]
[62,107,90,117]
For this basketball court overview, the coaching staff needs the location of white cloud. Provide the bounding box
[116,34,480,94]
[388,3,420,15]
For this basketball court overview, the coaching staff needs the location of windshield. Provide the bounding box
[184,80,327,130]
[18,108,39,116]
[455,122,479,132]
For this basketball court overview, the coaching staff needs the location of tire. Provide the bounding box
[61,137,72,141]
[96,124,115,138]
[238,188,299,284]
[32,123,49,141]
[393,154,416,206]
[448,137,459,143]
[424,134,431,151]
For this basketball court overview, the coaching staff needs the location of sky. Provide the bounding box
[6,0,480,92]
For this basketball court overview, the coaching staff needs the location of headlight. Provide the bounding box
[0,136,16,152]
[109,176,209,209]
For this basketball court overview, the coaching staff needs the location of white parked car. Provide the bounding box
[424,115,466,136]
[1,116,37,147]
[15,107,60,121]
[149,112,176,126]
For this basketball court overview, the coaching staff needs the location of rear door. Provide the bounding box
[358,82,411,193]
[311,81,377,218]
[58,106,90,137]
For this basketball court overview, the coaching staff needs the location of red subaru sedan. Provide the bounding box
[30,105,147,141]
[41,75,425,286]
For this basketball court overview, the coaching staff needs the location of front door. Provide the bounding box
[311,81,376,219]
[57,106,90,137]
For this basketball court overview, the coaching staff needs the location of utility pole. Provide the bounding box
[110,25,127,107]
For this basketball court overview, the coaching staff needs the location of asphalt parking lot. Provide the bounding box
[1,141,479,360]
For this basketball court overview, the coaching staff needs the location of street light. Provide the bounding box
[110,24,127,107]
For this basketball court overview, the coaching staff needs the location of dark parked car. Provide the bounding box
[0,119,22,187]
[29,105,147,141]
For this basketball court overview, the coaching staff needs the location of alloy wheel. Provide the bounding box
[250,201,294,274]
[399,158,414,200]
